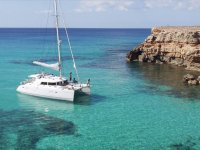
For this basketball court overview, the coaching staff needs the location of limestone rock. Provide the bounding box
[138,53,147,62]
[127,26,200,72]
[188,80,199,85]
[127,49,142,61]
[183,74,195,82]
[197,76,200,81]
[183,74,200,86]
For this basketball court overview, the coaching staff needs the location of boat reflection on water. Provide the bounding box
[74,93,92,105]
[17,92,94,111]
[17,94,75,112]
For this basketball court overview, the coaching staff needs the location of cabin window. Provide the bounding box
[48,82,56,85]
[57,82,62,86]
[60,80,68,86]
[64,80,68,84]
[41,82,47,85]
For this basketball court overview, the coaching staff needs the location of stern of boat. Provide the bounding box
[75,84,90,95]
[81,86,90,95]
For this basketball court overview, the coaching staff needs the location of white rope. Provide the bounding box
[58,0,80,82]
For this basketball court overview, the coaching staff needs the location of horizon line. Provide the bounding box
[0,27,152,29]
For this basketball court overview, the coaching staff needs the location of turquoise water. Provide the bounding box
[1,28,200,150]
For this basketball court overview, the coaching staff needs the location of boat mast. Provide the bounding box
[54,0,62,78]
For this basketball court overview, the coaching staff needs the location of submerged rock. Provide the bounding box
[183,74,199,85]
[183,74,195,81]
[188,79,199,85]
[127,26,200,72]
[0,109,77,149]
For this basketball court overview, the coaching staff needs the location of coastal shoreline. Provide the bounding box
[127,26,200,72]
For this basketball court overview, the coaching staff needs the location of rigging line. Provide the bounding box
[58,0,80,82]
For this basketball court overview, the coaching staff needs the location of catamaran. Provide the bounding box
[16,0,90,102]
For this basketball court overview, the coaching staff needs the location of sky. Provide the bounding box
[0,0,199,28]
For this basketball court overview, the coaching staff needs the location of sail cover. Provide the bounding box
[33,61,59,71]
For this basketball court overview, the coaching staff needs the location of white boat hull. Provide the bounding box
[17,84,75,102]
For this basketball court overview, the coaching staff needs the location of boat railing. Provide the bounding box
[21,78,35,85]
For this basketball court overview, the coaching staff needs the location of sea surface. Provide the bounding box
[1,28,200,150]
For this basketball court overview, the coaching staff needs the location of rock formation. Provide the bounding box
[127,26,200,71]
[183,74,199,85]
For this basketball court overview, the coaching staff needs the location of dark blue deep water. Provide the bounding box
[1,28,200,150]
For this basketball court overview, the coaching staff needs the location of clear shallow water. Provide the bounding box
[1,28,200,149]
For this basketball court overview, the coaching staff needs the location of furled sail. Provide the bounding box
[33,61,59,71]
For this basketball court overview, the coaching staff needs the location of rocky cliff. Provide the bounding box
[127,26,200,71]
